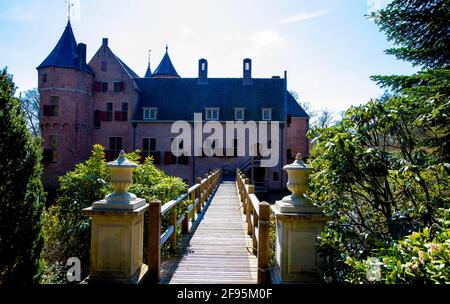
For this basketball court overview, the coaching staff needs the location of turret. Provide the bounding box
[37,20,93,188]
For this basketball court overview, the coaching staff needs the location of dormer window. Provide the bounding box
[205,108,220,121]
[245,62,250,70]
[201,62,206,71]
[143,107,157,120]
[234,108,245,121]
[262,108,272,121]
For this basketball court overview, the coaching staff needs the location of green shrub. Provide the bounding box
[41,145,186,283]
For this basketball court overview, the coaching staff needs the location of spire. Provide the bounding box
[152,45,180,78]
[144,49,152,77]
[66,0,74,21]
[37,21,93,73]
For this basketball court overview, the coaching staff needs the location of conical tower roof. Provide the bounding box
[38,21,92,73]
[152,46,180,78]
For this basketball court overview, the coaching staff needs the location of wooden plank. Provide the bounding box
[160,181,258,284]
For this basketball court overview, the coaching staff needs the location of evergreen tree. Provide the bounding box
[0,68,45,284]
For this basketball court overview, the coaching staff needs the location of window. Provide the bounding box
[143,138,156,152]
[42,74,48,83]
[268,140,272,149]
[203,138,217,157]
[273,172,279,181]
[106,102,113,121]
[43,96,59,116]
[245,62,250,70]
[287,149,292,159]
[262,108,272,121]
[113,102,128,121]
[201,62,206,71]
[43,135,57,163]
[233,139,238,157]
[234,108,245,121]
[101,61,107,72]
[205,108,219,121]
[102,82,108,92]
[142,137,160,164]
[107,137,122,161]
[114,81,125,93]
[170,138,188,165]
[94,110,101,128]
[143,107,157,120]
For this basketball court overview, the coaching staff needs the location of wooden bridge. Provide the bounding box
[146,169,270,284]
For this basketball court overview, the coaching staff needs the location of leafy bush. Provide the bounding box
[345,209,450,284]
[0,69,45,284]
[41,145,186,283]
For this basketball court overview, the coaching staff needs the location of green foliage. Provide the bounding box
[369,0,450,68]
[0,68,45,284]
[345,209,450,284]
[41,145,186,283]
[311,0,450,283]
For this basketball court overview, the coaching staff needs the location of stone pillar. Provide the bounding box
[271,153,328,283]
[83,150,148,284]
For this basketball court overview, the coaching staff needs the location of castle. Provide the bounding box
[38,21,309,191]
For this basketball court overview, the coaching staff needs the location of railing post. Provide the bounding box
[182,210,189,234]
[246,185,254,235]
[148,199,161,283]
[170,208,177,250]
[258,202,270,284]
[196,177,202,214]
[190,185,196,221]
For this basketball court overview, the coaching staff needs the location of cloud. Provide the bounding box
[366,0,387,14]
[243,30,285,58]
[249,30,284,48]
[180,26,195,39]
[279,10,331,24]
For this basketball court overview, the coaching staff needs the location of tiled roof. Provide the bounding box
[116,56,139,79]
[37,21,93,73]
[287,92,309,118]
[152,50,180,78]
[144,63,152,77]
[133,78,287,121]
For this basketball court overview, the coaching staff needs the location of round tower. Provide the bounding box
[37,21,94,189]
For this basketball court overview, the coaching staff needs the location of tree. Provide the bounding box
[0,69,45,284]
[369,0,450,68]
[20,88,40,137]
[309,0,450,283]
[289,90,317,119]
[314,109,334,129]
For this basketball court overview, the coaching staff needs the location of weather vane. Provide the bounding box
[148,49,151,65]
[66,0,74,21]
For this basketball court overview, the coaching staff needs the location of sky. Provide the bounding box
[0,0,417,115]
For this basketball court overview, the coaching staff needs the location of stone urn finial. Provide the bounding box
[276,153,319,213]
[92,150,145,210]
[283,153,312,199]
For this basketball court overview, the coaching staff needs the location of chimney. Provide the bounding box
[102,38,108,47]
[243,58,252,85]
[198,58,208,84]
[77,43,87,67]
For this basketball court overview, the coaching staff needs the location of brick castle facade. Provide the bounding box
[38,21,309,191]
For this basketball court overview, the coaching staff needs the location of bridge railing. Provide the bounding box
[147,169,222,283]
[236,168,270,284]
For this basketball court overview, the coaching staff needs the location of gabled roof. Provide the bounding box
[144,63,152,77]
[37,21,93,73]
[133,78,286,121]
[287,92,309,118]
[115,56,139,79]
[152,48,180,78]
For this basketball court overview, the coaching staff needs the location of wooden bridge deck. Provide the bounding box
[160,181,257,284]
